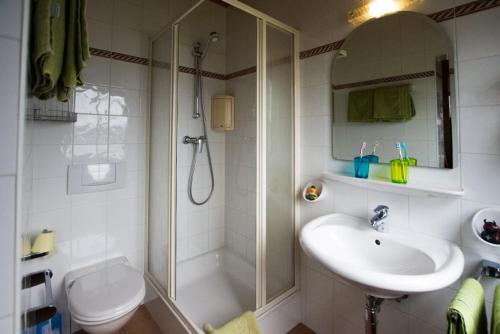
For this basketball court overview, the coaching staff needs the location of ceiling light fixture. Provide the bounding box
[348,0,415,24]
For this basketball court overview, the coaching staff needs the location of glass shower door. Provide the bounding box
[148,28,173,293]
[265,23,295,302]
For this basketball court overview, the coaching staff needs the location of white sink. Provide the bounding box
[299,213,464,298]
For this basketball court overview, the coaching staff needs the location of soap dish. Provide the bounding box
[302,180,326,203]
[471,208,500,248]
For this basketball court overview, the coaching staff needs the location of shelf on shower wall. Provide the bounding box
[322,172,465,198]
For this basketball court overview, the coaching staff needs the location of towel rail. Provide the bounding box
[475,260,500,282]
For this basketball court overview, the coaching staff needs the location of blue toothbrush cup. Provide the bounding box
[365,154,379,164]
[354,156,370,178]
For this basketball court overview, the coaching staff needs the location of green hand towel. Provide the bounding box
[373,84,415,122]
[348,89,374,122]
[493,285,500,334]
[203,311,260,334]
[58,0,89,101]
[447,278,488,334]
[30,0,66,99]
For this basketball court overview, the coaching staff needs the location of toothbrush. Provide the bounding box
[359,142,367,158]
[395,142,403,160]
[396,142,407,181]
[372,141,380,155]
[401,142,408,160]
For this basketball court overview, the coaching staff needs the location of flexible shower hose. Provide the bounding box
[187,57,215,206]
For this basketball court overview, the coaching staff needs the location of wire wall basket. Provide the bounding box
[26,96,77,123]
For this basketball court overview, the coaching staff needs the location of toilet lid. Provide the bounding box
[68,263,145,322]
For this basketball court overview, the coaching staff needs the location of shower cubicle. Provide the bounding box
[147,0,299,330]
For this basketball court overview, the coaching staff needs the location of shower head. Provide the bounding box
[197,32,221,60]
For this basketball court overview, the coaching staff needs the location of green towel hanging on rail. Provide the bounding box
[447,278,488,334]
[58,0,90,101]
[30,0,66,99]
[492,285,500,334]
[30,0,89,101]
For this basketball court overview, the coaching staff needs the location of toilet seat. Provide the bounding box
[67,262,145,324]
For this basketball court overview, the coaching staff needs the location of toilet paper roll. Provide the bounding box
[22,236,32,257]
[31,229,55,254]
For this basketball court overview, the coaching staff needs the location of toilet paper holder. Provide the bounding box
[21,269,57,329]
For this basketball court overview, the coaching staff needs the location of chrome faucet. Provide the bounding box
[370,205,389,232]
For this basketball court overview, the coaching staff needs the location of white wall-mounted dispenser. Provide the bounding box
[211,95,234,131]
[67,162,127,194]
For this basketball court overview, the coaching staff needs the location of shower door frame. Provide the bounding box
[146,0,300,330]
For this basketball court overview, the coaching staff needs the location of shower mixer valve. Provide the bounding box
[183,136,206,153]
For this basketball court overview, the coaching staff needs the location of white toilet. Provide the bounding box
[65,257,145,334]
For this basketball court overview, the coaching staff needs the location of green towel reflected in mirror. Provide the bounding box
[348,84,415,122]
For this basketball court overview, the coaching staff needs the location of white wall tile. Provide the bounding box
[111,61,147,90]
[300,53,333,88]
[0,177,15,317]
[83,57,111,87]
[31,177,70,213]
[32,123,73,146]
[330,181,367,218]
[378,304,410,334]
[32,145,72,179]
[458,55,500,107]
[409,196,461,242]
[408,288,456,330]
[456,8,500,61]
[332,279,365,325]
[112,26,148,58]
[86,0,113,23]
[461,153,500,204]
[409,316,443,334]
[113,0,144,31]
[460,106,500,155]
[87,19,112,50]
[0,37,20,175]
[0,0,22,39]
[0,316,13,333]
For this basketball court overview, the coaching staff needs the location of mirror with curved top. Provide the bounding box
[331,11,457,169]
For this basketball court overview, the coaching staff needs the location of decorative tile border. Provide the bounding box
[299,40,345,59]
[89,47,149,65]
[178,66,227,80]
[332,70,435,90]
[90,0,499,80]
[429,0,500,22]
[300,0,500,60]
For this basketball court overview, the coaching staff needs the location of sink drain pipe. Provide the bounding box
[364,295,384,334]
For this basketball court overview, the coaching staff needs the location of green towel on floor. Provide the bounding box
[30,0,66,99]
[203,312,260,334]
[373,84,415,121]
[348,89,374,122]
[447,278,488,334]
[492,285,500,334]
